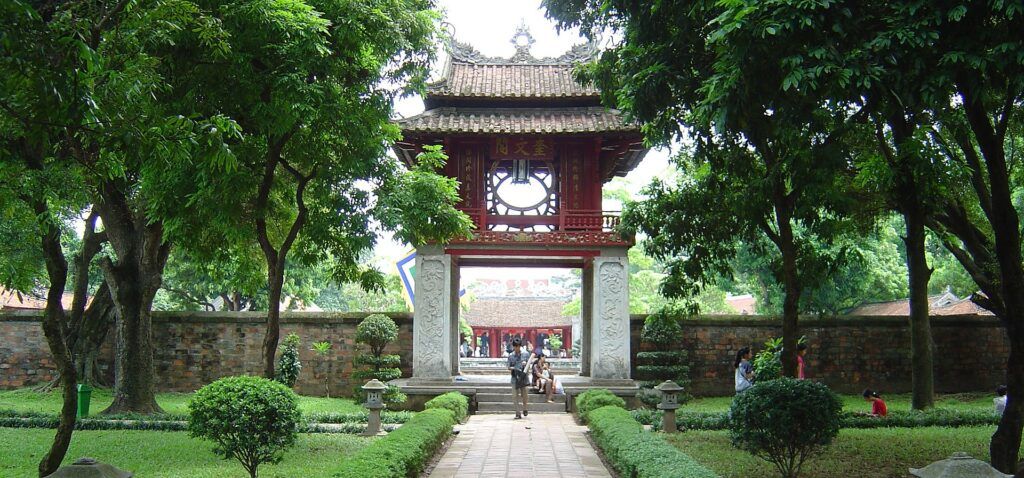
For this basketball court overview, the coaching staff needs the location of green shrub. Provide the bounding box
[355,314,399,356]
[331,408,456,478]
[424,392,469,422]
[353,314,405,404]
[275,333,302,388]
[641,310,683,348]
[588,406,719,478]
[729,378,842,478]
[188,376,301,478]
[575,389,626,423]
[752,336,807,382]
[634,408,1002,432]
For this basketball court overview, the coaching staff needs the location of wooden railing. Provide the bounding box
[458,208,621,232]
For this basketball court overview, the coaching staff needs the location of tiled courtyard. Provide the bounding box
[428,414,612,478]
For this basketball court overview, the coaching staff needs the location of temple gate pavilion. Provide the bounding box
[392,25,650,391]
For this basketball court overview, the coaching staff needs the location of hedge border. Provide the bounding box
[0,416,399,434]
[424,392,469,423]
[588,405,719,478]
[631,408,1002,431]
[330,408,457,478]
[0,408,412,425]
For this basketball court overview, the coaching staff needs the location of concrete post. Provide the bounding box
[589,255,630,379]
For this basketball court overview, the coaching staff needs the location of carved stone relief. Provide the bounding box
[413,256,451,378]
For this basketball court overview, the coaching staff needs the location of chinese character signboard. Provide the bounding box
[493,137,554,161]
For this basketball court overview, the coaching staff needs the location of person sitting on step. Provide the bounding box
[533,355,555,402]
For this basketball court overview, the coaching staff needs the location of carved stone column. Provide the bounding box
[589,256,630,379]
[412,248,454,379]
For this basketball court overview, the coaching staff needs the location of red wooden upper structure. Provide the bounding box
[394,27,649,249]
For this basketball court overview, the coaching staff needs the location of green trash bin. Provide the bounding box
[76,383,92,418]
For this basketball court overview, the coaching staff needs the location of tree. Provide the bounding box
[694,0,1021,465]
[545,0,870,379]
[2,0,234,472]
[176,0,471,379]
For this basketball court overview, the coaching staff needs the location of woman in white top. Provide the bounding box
[734,347,754,393]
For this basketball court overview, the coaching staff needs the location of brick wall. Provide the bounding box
[0,311,413,397]
[630,314,1009,396]
[1,311,1008,396]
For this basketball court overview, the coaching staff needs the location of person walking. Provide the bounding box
[508,338,531,419]
[796,343,808,379]
[734,347,754,394]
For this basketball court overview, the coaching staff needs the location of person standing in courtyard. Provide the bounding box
[508,338,531,419]
[796,343,808,379]
[734,347,754,394]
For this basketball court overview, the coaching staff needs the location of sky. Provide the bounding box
[378,0,673,283]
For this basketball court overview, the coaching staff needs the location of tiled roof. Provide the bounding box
[397,107,637,134]
[847,293,994,316]
[463,297,574,328]
[428,63,599,99]
[0,287,85,311]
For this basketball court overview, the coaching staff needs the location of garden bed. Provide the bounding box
[668,426,999,478]
[0,428,372,477]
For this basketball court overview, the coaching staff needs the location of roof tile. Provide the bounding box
[397,107,636,134]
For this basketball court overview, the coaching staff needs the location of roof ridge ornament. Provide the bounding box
[509,19,536,63]
[446,24,598,66]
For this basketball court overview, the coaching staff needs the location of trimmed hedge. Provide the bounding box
[0,408,412,426]
[633,408,1001,431]
[424,392,469,422]
[331,408,457,478]
[588,405,719,478]
[575,389,626,423]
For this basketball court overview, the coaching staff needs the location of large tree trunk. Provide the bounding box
[995,325,1024,474]
[903,206,935,410]
[95,184,171,415]
[775,201,801,378]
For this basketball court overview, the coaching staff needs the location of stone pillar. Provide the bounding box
[580,259,594,376]
[589,256,630,379]
[449,258,461,376]
[412,247,454,379]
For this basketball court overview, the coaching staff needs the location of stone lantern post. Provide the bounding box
[44,457,132,477]
[655,380,684,433]
[361,379,388,436]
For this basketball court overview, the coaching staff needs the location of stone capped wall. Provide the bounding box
[1,311,1008,396]
[0,311,412,397]
[630,314,1009,396]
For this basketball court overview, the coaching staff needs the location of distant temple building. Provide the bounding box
[847,287,993,316]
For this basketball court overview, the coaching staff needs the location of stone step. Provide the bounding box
[477,392,566,403]
[477,401,567,413]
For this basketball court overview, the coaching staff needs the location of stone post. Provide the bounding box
[580,259,594,376]
[656,380,684,433]
[412,246,454,379]
[589,255,630,380]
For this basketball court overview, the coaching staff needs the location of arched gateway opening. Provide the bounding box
[390,27,649,403]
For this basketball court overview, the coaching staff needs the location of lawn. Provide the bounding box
[686,392,993,414]
[0,428,371,477]
[669,426,996,478]
[0,388,364,416]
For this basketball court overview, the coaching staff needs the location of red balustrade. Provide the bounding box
[457,208,620,232]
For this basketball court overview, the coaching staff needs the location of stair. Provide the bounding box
[474,385,568,414]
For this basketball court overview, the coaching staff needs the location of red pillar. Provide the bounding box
[490,328,499,358]
[564,327,572,358]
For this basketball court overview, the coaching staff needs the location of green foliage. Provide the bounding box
[275,334,302,388]
[575,389,627,423]
[634,407,1000,432]
[641,310,683,348]
[424,392,469,423]
[587,406,720,478]
[752,336,805,383]
[187,376,301,478]
[352,314,404,404]
[548,334,563,352]
[355,314,399,358]
[729,378,842,478]
[314,272,410,312]
[330,408,456,478]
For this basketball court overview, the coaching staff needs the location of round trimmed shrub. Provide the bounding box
[575,389,626,423]
[356,313,399,356]
[188,376,301,478]
[641,310,683,348]
[728,378,842,478]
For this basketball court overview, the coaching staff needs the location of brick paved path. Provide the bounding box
[428,414,612,477]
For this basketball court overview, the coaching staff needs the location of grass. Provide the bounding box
[686,392,993,414]
[0,388,364,416]
[668,426,996,478]
[0,428,371,478]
